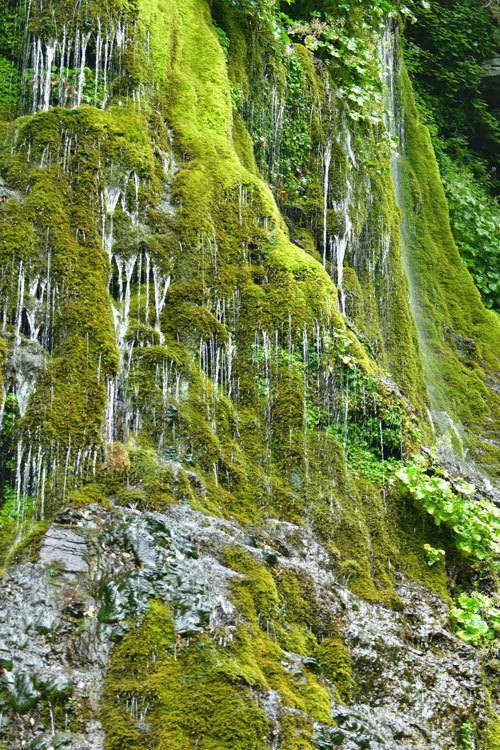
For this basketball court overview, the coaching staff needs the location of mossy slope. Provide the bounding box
[400,67,500,474]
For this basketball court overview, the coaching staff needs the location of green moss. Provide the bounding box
[3,3,496,742]
[2,7,489,723]
[401,66,500,472]
[0,104,167,505]
[279,713,316,750]
[317,638,353,702]
[276,569,315,628]
[123,446,180,509]
[0,1,452,631]
[223,547,280,623]
[0,520,50,572]
[485,716,500,750]
[102,601,271,749]
[233,624,333,724]
[213,553,338,724]
[278,624,318,657]
[69,483,107,508]
[0,0,421,599]
[367,170,430,421]
[385,490,451,602]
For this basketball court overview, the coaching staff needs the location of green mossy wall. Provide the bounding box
[0,0,499,746]
[94,4,460,741]
[400,68,500,474]
[0,0,475,619]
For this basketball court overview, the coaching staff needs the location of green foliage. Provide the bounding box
[405,0,500,305]
[0,55,20,109]
[225,0,293,40]
[252,325,407,485]
[459,720,476,750]
[452,591,500,646]
[404,0,500,181]
[287,0,416,26]
[0,1,22,58]
[244,47,313,199]
[0,484,36,529]
[1,392,18,435]
[405,0,497,111]
[214,22,231,60]
[289,12,385,126]
[422,543,445,566]
[396,457,500,566]
[435,143,500,310]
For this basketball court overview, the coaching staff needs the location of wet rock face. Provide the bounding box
[260,520,484,749]
[38,527,89,574]
[0,503,485,749]
[482,57,500,88]
[346,580,482,747]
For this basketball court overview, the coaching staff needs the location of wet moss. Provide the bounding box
[222,547,280,623]
[0,104,168,503]
[125,447,178,509]
[276,569,316,629]
[367,170,430,422]
[102,601,271,749]
[69,483,107,509]
[217,551,340,723]
[401,67,500,471]
[2,3,495,743]
[278,624,318,658]
[317,638,353,703]
[485,716,500,750]
[279,713,316,750]
[0,519,50,571]
[0,0,460,615]
[28,0,409,575]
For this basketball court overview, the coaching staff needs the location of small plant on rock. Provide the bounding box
[458,720,475,750]
[423,543,445,566]
[451,592,500,645]
[395,457,500,568]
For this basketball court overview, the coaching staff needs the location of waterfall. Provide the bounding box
[322,140,332,269]
[0,245,101,517]
[0,252,57,424]
[330,118,357,314]
[381,22,454,455]
[382,21,498,490]
[320,86,361,316]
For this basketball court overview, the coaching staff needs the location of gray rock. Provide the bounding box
[38,526,89,573]
[482,57,500,80]
[0,503,492,749]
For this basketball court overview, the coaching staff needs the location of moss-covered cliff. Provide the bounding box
[0,0,499,747]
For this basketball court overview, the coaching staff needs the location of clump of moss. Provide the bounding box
[279,713,317,750]
[317,638,353,702]
[222,546,280,623]
[102,601,271,749]
[485,716,500,750]
[69,484,107,509]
